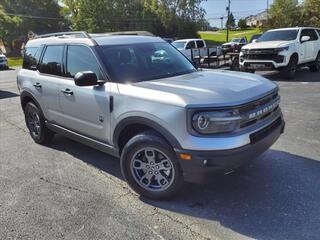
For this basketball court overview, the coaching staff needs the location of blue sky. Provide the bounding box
[201,0,274,27]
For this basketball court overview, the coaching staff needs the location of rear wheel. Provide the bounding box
[282,55,298,79]
[24,102,54,144]
[309,52,320,72]
[120,132,184,200]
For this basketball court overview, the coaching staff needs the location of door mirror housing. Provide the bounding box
[74,71,98,87]
[301,36,311,43]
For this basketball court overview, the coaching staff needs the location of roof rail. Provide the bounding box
[35,31,91,39]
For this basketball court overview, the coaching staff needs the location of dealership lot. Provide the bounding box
[1,68,320,240]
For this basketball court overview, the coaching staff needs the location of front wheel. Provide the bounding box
[282,56,298,79]
[120,132,184,200]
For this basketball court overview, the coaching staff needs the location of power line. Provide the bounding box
[4,12,65,20]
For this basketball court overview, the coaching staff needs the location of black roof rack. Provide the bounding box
[35,31,91,39]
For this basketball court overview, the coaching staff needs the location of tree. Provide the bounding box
[303,0,320,27]
[238,19,247,29]
[0,0,68,43]
[0,5,21,44]
[226,12,235,28]
[63,0,208,38]
[268,0,302,28]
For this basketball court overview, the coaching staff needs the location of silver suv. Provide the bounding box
[17,32,285,199]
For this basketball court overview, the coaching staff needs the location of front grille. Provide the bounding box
[242,49,285,63]
[250,117,282,144]
[243,54,284,63]
[238,91,280,128]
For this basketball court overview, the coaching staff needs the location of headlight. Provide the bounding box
[239,51,244,56]
[192,110,241,134]
[275,47,289,53]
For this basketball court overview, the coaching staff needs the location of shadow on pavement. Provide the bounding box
[261,68,320,82]
[48,135,320,240]
[0,90,19,99]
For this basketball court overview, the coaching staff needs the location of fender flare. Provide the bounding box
[113,116,182,150]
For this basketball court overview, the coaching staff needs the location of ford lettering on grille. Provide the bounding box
[248,99,280,120]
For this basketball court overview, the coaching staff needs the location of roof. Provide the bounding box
[172,39,203,43]
[25,33,164,48]
[267,27,317,32]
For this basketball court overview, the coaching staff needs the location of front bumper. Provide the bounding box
[176,116,285,179]
[0,61,8,69]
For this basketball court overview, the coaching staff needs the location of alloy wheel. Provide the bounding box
[130,147,175,192]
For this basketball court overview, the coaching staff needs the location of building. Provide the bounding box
[246,10,268,27]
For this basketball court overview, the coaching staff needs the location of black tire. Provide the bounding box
[282,55,298,79]
[309,52,320,72]
[24,102,54,144]
[120,131,184,200]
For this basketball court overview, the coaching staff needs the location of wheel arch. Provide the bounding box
[20,91,41,112]
[113,117,182,154]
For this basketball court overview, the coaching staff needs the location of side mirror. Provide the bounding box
[74,71,98,87]
[252,39,258,43]
[301,36,310,43]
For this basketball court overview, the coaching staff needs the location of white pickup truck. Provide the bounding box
[172,38,222,61]
[240,27,320,78]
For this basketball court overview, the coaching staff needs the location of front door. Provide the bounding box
[59,45,110,143]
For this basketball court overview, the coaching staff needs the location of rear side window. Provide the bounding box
[66,45,103,79]
[196,40,205,48]
[23,47,39,70]
[39,45,64,76]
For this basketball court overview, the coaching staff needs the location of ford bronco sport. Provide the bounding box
[17,32,285,199]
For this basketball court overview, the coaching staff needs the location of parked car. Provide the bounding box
[17,32,285,200]
[240,27,320,78]
[172,38,221,60]
[0,50,8,70]
[249,34,262,43]
[222,37,247,53]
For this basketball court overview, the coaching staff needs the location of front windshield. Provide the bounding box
[99,42,196,83]
[231,38,241,43]
[258,30,298,42]
[172,41,186,49]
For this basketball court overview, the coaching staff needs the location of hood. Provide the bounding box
[222,42,236,46]
[0,53,6,58]
[120,70,277,108]
[243,40,293,49]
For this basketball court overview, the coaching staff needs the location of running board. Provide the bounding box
[46,121,119,158]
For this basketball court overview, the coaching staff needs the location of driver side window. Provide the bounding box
[186,41,195,49]
[66,45,103,80]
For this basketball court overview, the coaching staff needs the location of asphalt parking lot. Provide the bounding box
[1,68,320,240]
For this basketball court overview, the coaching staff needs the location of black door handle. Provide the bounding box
[61,88,73,95]
[33,82,42,89]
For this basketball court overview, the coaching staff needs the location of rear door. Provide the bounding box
[299,29,318,62]
[59,44,111,142]
[36,45,65,125]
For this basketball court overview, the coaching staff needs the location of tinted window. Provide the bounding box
[186,41,196,49]
[39,46,64,76]
[99,42,196,83]
[66,45,103,79]
[196,40,205,48]
[301,29,318,41]
[23,47,39,70]
[258,30,299,42]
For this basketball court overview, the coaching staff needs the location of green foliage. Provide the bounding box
[268,0,302,28]
[238,19,247,29]
[0,5,21,43]
[226,12,235,28]
[303,0,320,27]
[63,0,208,38]
[0,0,67,44]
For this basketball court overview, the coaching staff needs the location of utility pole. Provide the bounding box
[267,0,269,22]
[220,17,223,30]
[226,0,231,42]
